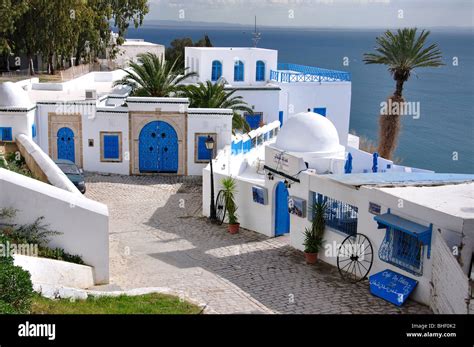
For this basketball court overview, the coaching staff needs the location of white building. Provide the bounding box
[115,39,165,67]
[185,47,351,145]
[0,71,232,176]
[202,111,474,313]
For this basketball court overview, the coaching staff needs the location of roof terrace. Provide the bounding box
[270,63,351,83]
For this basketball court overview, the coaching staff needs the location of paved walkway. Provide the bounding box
[85,174,432,314]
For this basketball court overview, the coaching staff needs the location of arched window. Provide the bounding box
[211,60,222,81]
[234,60,244,81]
[256,60,265,81]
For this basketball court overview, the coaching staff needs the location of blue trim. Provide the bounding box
[234,60,244,81]
[0,127,13,141]
[211,60,222,81]
[256,60,265,81]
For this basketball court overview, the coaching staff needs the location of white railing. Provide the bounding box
[231,121,281,156]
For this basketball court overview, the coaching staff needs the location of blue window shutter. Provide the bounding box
[313,107,327,117]
[234,61,244,81]
[256,61,265,81]
[103,134,119,160]
[0,127,13,141]
[197,136,212,161]
[245,113,262,130]
[211,61,222,81]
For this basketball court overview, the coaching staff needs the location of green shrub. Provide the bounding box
[38,247,85,265]
[0,262,34,313]
[0,300,16,314]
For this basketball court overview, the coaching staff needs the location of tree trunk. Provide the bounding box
[27,53,35,76]
[48,53,55,75]
[377,94,403,159]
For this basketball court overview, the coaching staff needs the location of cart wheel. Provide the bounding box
[215,190,226,225]
[337,233,374,283]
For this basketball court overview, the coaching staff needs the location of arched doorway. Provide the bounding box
[274,181,290,236]
[139,120,178,173]
[57,127,75,162]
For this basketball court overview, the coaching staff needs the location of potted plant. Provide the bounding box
[303,201,326,264]
[221,177,240,234]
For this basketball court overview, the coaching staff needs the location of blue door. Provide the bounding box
[313,107,327,117]
[279,111,284,126]
[57,127,75,162]
[139,121,178,173]
[275,182,290,236]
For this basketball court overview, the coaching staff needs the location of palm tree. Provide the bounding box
[363,28,443,159]
[113,52,196,97]
[180,80,252,133]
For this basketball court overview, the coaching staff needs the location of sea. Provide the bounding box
[124,25,474,174]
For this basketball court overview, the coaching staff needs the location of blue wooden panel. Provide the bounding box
[245,113,262,130]
[278,111,284,126]
[211,60,222,81]
[197,135,212,161]
[57,127,75,162]
[256,60,265,81]
[313,107,327,117]
[139,121,178,173]
[369,269,418,306]
[275,182,290,236]
[0,127,13,141]
[234,60,244,81]
[103,134,120,160]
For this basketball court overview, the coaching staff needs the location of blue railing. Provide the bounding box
[270,63,351,83]
[312,192,358,236]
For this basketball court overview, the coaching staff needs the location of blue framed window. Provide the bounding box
[244,112,262,130]
[256,60,265,81]
[312,192,358,236]
[195,133,216,163]
[0,127,13,141]
[211,60,222,81]
[32,124,37,138]
[101,132,122,162]
[234,60,244,81]
[313,107,327,117]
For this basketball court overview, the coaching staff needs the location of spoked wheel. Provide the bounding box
[215,190,226,225]
[337,233,374,283]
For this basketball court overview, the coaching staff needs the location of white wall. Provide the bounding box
[187,110,233,176]
[185,47,278,86]
[115,42,165,67]
[278,82,352,146]
[0,168,109,284]
[82,108,130,175]
[0,109,35,140]
[230,87,281,124]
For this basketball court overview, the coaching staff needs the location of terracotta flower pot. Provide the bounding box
[304,252,318,264]
[228,223,240,234]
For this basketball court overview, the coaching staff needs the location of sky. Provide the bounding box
[145,0,474,28]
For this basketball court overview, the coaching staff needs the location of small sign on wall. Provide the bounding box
[288,196,306,218]
[369,202,381,215]
[252,186,268,205]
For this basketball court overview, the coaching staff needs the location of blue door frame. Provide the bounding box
[275,182,290,236]
[139,121,178,173]
[57,127,75,162]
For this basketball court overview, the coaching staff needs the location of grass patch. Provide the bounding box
[31,293,202,314]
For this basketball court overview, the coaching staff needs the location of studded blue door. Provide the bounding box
[275,182,290,236]
[57,127,75,162]
[139,121,178,173]
[245,113,262,130]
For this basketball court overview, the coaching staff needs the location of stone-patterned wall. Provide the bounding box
[48,113,83,167]
[430,231,471,314]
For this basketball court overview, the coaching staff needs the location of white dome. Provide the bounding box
[0,82,32,108]
[275,111,343,154]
